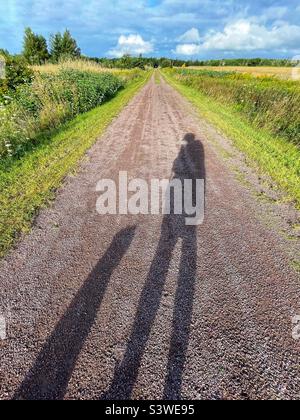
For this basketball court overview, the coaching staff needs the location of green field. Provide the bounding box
[163,69,300,209]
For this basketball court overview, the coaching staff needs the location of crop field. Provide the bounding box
[188,66,299,80]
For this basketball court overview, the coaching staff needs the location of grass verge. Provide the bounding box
[163,71,300,210]
[154,70,161,85]
[0,73,149,258]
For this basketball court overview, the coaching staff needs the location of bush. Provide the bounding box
[171,69,300,146]
[0,55,33,99]
[0,69,123,157]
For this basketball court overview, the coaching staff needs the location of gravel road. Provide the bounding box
[0,75,299,400]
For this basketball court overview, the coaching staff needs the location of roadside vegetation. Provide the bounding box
[0,68,124,158]
[163,69,300,209]
[0,65,149,257]
[154,69,161,84]
[168,69,300,145]
[31,59,144,82]
[0,27,150,257]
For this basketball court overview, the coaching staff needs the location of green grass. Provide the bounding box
[168,68,300,146]
[163,71,300,209]
[154,70,161,85]
[0,70,125,158]
[292,260,300,274]
[0,72,149,257]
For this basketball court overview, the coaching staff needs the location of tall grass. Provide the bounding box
[31,59,109,74]
[0,68,124,158]
[31,59,144,82]
[169,69,300,146]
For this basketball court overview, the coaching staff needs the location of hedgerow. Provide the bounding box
[0,69,123,157]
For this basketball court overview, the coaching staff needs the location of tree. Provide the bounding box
[0,48,9,58]
[61,30,81,58]
[50,30,81,62]
[49,33,63,62]
[160,58,173,68]
[23,27,49,65]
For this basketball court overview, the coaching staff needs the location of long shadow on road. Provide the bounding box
[102,133,205,400]
[15,133,205,400]
[14,225,136,400]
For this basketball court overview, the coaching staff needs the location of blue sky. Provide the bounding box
[1,0,300,59]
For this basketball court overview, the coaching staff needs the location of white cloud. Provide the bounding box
[175,43,201,56]
[177,28,201,43]
[202,20,300,51]
[2,0,300,58]
[175,19,300,55]
[108,34,154,57]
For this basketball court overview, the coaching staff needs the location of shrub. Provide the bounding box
[0,55,33,98]
[0,69,123,157]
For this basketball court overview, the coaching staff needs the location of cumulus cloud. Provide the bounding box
[175,19,300,55]
[202,20,300,51]
[2,0,300,57]
[174,27,202,55]
[108,34,154,57]
[177,28,201,43]
[175,43,201,56]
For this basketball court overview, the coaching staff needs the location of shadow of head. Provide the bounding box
[173,133,206,182]
[183,133,196,144]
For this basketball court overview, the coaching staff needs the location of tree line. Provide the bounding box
[22,28,81,64]
[187,58,298,67]
[90,56,299,69]
[1,27,298,69]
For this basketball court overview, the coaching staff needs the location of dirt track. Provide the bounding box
[0,75,299,400]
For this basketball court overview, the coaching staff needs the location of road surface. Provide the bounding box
[0,75,299,400]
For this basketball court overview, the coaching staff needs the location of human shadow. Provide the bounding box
[103,133,205,400]
[14,226,137,400]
